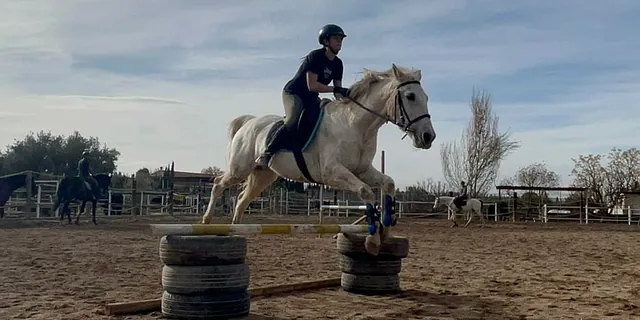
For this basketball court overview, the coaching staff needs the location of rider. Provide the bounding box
[459,181,468,201]
[255,24,351,168]
[77,151,99,194]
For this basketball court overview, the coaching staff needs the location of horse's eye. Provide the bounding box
[405,92,416,101]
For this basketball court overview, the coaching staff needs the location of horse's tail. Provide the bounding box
[228,115,256,141]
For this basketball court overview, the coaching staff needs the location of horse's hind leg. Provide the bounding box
[231,169,278,224]
[477,208,485,228]
[464,210,473,227]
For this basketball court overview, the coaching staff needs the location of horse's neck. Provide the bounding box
[327,86,390,139]
[443,197,455,204]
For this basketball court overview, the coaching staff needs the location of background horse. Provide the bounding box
[433,196,485,228]
[52,173,112,225]
[0,173,38,219]
[201,64,437,255]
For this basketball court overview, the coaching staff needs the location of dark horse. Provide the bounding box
[52,173,112,225]
[0,173,38,219]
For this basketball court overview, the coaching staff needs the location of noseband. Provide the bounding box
[345,79,431,139]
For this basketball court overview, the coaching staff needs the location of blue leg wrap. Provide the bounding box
[365,203,379,235]
[383,195,397,227]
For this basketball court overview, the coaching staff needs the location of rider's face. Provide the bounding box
[327,35,344,51]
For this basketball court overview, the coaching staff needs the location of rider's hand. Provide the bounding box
[333,86,350,98]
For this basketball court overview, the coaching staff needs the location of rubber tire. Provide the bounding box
[161,290,250,319]
[339,254,402,275]
[341,272,400,295]
[162,264,250,295]
[336,233,409,259]
[159,235,247,266]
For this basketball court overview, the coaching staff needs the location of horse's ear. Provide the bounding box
[414,69,422,81]
[391,63,404,80]
[391,63,402,79]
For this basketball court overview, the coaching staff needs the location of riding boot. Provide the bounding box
[255,127,287,168]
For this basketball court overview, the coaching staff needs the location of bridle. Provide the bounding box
[345,79,431,139]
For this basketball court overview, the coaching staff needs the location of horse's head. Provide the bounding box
[338,64,436,149]
[93,173,112,194]
[0,173,38,218]
[432,197,440,209]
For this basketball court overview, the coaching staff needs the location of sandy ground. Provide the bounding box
[2,213,640,320]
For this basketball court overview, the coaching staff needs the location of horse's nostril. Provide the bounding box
[422,132,433,143]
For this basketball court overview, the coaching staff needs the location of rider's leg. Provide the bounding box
[255,91,305,167]
[89,176,100,196]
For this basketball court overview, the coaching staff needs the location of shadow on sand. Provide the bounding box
[383,288,522,320]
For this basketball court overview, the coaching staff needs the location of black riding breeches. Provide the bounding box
[265,91,319,153]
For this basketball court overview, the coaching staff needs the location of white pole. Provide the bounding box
[585,197,589,224]
[628,205,632,225]
[36,185,42,218]
[108,190,112,216]
[285,190,289,215]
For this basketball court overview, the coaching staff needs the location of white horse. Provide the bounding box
[433,196,485,228]
[202,64,436,255]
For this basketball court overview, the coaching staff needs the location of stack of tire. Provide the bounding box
[159,235,251,319]
[336,233,409,294]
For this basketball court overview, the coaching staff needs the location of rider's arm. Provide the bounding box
[306,71,334,93]
[304,51,334,93]
[332,60,344,99]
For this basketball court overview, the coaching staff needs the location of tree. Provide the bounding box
[135,167,162,190]
[513,162,561,203]
[513,162,561,188]
[0,130,120,176]
[440,89,520,197]
[201,166,223,177]
[417,178,449,196]
[571,147,640,211]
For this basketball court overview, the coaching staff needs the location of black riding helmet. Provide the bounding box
[318,24,346,46]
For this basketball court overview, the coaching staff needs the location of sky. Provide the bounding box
[0,0,638,190]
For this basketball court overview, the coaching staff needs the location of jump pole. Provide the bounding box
[149,223,370,236]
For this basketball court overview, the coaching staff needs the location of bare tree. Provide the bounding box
[514,162,561,188]
[417,178,449,196]
[571,147,640,211]
[201,166,223,177]
[440,89,520,197]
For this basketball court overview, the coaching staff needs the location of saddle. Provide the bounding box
[265,98,332,183]
[78,176,96,195]
[453,196,467,209]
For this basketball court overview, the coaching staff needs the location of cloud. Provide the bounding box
[0,0,638,191]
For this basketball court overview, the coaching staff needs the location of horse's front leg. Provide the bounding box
[323,165,382,256]
[61,201,72,224]
[355,165,398,243]
[450,206,458,227]
[75,200,87,225]
[356,165,397,226]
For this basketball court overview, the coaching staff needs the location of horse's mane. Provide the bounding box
[335,65,420,117]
